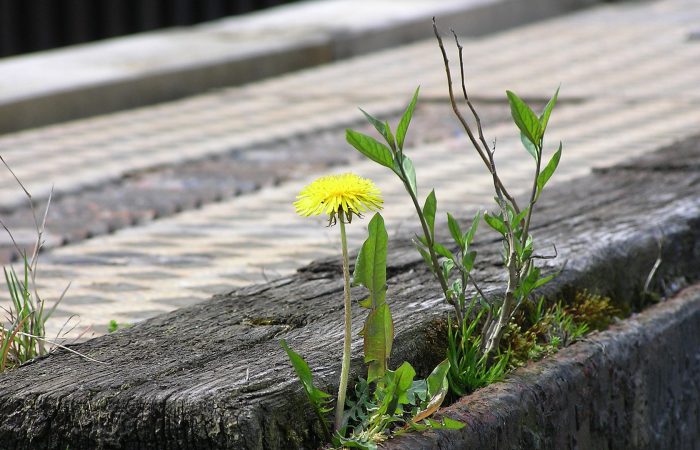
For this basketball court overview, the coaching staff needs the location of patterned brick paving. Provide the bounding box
[1,0,699,338]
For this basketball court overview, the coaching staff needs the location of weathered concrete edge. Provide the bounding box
[383,226,700,446]
[0,0,601,133]
[384,287,700,449]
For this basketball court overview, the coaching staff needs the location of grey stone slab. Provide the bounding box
[0,0,604,133]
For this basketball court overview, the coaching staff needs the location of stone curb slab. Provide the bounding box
[387,282,700,450]
[0,0,601,133]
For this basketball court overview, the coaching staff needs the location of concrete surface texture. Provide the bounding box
[0,0,599,133]
[0,0,698,340]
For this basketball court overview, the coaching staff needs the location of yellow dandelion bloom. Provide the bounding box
[294,173,382,224]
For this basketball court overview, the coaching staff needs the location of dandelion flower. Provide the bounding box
[292,172,382,428]
[294,173,382,224]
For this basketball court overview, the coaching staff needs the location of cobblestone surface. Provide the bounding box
[0,0,699,339]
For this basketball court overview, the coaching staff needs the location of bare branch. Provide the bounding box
[450,28,520,213]
[0,155,31,200]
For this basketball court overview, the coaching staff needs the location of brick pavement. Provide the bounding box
[1,0,699,338]
[0,102,512,264]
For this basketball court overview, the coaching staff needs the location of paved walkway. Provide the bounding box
[0,0,598,133]
[1,0,699,338]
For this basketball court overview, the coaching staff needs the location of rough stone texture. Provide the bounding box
[0,138,698,449]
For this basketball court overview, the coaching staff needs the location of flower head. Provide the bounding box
[294,173,383,224]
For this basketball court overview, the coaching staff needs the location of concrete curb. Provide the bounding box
[386,283,700,450]
[0,0,602,133]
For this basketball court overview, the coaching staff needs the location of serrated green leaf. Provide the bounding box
[535,142,562,201]
[464,211,481,247]
[394,154,417,195]
[483,212,507,236]
[422,190,437,240]
[346,129,394,169]
[507,90,542,147]
[352,213,388,309]
[363,303,394,383]
[539,86,560,133]
[521,132,539,161]
[359,108,395,150]
[447,213,464,248]
[397,86,420,150]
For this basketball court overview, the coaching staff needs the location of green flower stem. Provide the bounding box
[335,218,352,431]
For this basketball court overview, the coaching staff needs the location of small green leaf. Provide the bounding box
[280,340,331,409]
[394,154,418,195]
[422,190,437,240]
[384,121,396,150]
[335,435,377,450]
[380,362,416,416]
[415,234,429,248]
[463,211,481,247]
[532,273,555,290]
[363,303,394,383]
[521,132,539,161]
[514,206,529,227]
[507,90,542,147]
[433,243,454,261]
[411,360,450,424]
[397,86,420,150]
[393,362,416,404]
[539,86,560,133]
[447,213,464,248]
[483,212,507,236]
[426,359,450,397]
[346,129,394,169]
[359,108,395,150]
[352,213,388,309]
[442,259,455,280]
[462,250,477,272]
[438,417,466,430]
[535,142,562,201]
[415,244,434,272]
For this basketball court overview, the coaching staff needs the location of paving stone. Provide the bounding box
[0,0,699,339]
